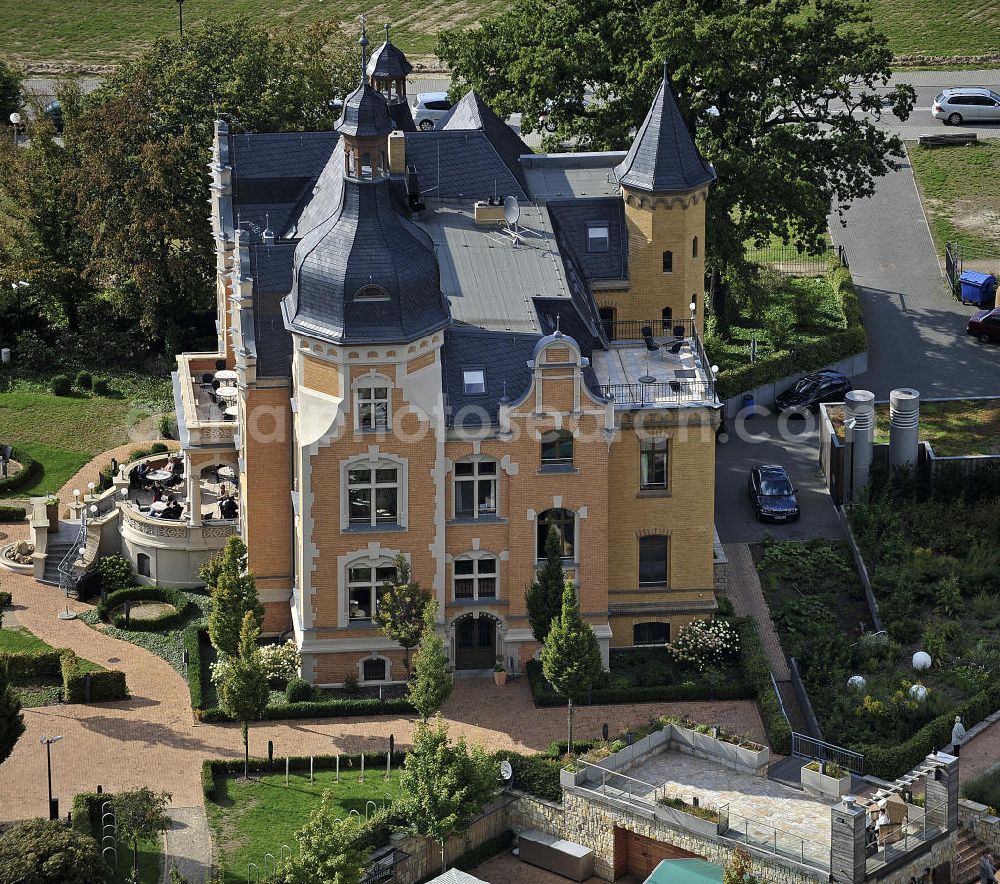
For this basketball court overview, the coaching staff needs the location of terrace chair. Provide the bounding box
[641,325,660,354]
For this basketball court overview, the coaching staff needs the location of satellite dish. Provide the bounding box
[500,760,513,783]
[503,195,520,228]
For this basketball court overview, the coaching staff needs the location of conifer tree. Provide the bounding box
[407,602,453,722]
[525,523,566,645]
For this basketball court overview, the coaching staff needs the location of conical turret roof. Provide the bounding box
[614,66,715,193]
[367,24,413,80]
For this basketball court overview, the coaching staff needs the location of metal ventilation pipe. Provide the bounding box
[844,390,876,501]
[889,388,920,469]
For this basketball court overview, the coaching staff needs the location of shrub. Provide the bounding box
[260,640,301,684]
[74,370,93,390]
[0,591,10,608]
[95,555,133,594]
[0,447,40,495]
[183,626,206,710]
[669,619,740,671]
[60,650,127,703]
[962,767,1000,811]
[92,378,111,396]
[0,818,107,884]
[736,618,792,755]
[158,415,176,439]
[149,442,169,454]
[285,677,312,703]
[0,505,25,522]
[97,585,192,631]
[50,374,72,396]
[493,751,562,801]
[198,697,415,722]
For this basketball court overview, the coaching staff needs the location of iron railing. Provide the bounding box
[597,380,715,405]
[791,732,864,775]
[605,318,697,342]
[865,799,948,871]
[744,242,834,275]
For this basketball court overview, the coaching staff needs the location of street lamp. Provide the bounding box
[9,112,20,144]
[176,0,185,37]
[40,735,63,820]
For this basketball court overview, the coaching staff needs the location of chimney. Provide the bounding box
[844,390,875,502]
[889,388,920,469]
[388,131,406,174]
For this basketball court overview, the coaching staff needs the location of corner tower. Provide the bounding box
[613,66,715,335]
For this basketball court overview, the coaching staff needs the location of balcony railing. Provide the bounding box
[605,318,697,342]
[597,380,715,405]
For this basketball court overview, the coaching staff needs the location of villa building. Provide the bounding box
[165,31,722,685]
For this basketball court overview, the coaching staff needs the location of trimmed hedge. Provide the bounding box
[184,626,207,711]
[60,651,128,703]
[0,448,40,496]
[198,697,415,722]
[715,262,868,401]
[0,505,26,522]
[962,767,1000,811]
[495,751,563,802]
[853,681,1000,780]
[0,649,64,678]
[71,792,105,840]
[97,585,192,631]
[735,617,792,755]
[525,659,753,707]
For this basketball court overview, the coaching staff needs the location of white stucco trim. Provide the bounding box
[358,652,392,684]
[335,544,407,628]
[338,450,408,531]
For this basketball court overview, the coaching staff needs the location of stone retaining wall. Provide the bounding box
[959,799,1000,853]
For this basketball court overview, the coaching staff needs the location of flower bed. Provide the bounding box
[96,585,193,632]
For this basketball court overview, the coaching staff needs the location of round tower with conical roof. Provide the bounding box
[611,66,715,336]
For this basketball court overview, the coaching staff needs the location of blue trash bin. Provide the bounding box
[959,270,997,308]
[742,393,755,413]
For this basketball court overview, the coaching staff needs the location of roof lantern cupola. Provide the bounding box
[367,23,413,103]
[614,64,716,194]
[336,19,394,179]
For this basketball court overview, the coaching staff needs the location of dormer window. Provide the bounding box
[463,368,486,395]
[354,284,390,302]
[587,222,610,253]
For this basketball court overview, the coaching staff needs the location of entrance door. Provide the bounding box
[454,616,496,670]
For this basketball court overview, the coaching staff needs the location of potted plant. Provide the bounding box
[801,760,851,798]
[44,496,59,530]
[493,658,507,686]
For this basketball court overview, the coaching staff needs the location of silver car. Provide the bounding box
[412,92,453,131]
[932,87,1000,125]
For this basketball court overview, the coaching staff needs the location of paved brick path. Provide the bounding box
[0,519,766,822]
[722,543,789,681]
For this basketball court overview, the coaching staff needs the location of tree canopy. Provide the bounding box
[0,660,25,767]
[438,0,915,266]
[205,536,264,658]
[525,523,566,645]
[0,819,106,884]
[374,555,432,676]
[112,787,172,874]
[407,602,453,721]
[218,611,270,779]
[285,806,368,884]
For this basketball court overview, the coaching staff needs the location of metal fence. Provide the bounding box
[597,380,715,405]
[744,243,836,275]
[945,242,962,295]
[719,805,831,872]
[791,732,864,775]
[606,318,697,342]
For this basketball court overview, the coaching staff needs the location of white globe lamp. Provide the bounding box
[912,651,932,671]
[909,684,928,702]
[848,675,867,691]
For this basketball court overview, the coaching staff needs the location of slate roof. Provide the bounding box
[367,29,413,80]
[440,90,531,192]
[614,66,715,193]
[249,243,295,378]
[387,100,416,132]
[284,176,451,344]
[547,197,628,282]
[336,80,394,138]
[404,130,528,202]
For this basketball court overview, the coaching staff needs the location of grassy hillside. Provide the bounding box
[3,0,997,68]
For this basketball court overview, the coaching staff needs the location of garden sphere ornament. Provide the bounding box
[912,650,932,671]
[908,684,928,702]
[848,675,867,691]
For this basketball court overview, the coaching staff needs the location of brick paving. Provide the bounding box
[958,722,1000,783]
[0,518,766,822]
[721,544,789,681]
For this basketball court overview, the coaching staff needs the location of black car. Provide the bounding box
[747,464,800,522]
[773,369,851,414]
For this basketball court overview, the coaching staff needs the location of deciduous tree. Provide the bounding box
[525,524,566,645]
[0,819,105,884]
[112,787,171,875]
[541,580,604,753]
[375,555,432,677]
[204,537,263,657]
[401,716,497,872]
[0,660,25,766]
[218,611,270,779]
[284,800,369,884]
[438,0,915,268]
[407,602,453,721]
[0,60,21,125]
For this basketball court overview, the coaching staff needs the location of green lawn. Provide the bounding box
[908,140,1000,265]
[2,0,995,66]
[206,769,408,884]
[826,399,1000,456]
[0,625,105,706]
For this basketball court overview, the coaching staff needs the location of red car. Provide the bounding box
[967,308,1000,344]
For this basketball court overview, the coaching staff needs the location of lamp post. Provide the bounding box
[40,735,63,820]
[9,112,20,144]
[176,0,185,36]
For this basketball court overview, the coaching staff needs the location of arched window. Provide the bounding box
[692,236,699,259]
[634,622,670,646]
[537,508,575,560]
[360,152,373,178]
[454,458,498,519]
[347,558,398,621]
[362,656,388,682]
[662,250,673,273]
[453,555,498,599]
[354,284,390,302]
[137,553,151,578]
[540,429,573,467]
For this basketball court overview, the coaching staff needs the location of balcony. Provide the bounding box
[591,325,717,409]
[173,353,237,448]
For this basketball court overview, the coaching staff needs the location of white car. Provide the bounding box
[413,92,453,130]
[932,87,1000,125]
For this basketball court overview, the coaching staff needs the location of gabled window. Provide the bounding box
[587,222,610,253]
[540,429,573,466]
[356,385,389,431]
[454,459,498,519]
[348,465,399,526]
[662,250,673,273]
[454,556,498,600]
[462,368,486,395]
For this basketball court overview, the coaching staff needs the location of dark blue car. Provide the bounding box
[747,464,800,523]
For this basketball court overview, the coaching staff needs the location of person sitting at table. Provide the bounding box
[162,498,183,520]
[219,495,238,520]
[134,461,150,489]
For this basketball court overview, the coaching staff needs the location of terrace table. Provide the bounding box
[214,369,237,382]
[149,501,168,514]
[216,385,238,400]
[146,470,172,482]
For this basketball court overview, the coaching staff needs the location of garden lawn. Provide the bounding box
[206,768,408,884]
[908,140,1000,269]
[0,625,105,706]
[826,399,1000,456]
[109,838,162,884]
[705,274,848,374]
